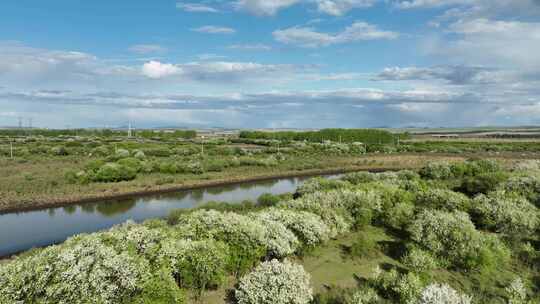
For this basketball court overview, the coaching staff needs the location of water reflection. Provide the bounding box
[0,174,339,256]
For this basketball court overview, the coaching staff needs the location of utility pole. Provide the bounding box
[201,136,205,156]
[18,117,22,129]
[10,140,13,159]
[128,122,132,138]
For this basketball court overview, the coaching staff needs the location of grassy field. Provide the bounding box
[2,133,540,213]
[1,150,479,212]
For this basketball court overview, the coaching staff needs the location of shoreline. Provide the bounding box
[0,166,400,215]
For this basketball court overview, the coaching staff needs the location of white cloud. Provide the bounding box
[191,25,236,34]
[234,0,301,16]
[394,0,474,9]
[273,21,398,47]
[428,18,540,69]
[375,65,499,84]
[176,2,220,13]
[316,0,377,16]
[141,61,182,79]
[128,44,167,54]
[227,43,272,51]
[234,0,378,16]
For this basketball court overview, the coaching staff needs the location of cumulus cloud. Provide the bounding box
[273,21,398,47]
[234,0,378,16]
[234,0,301,16]
[141,61,182,79]
[191,25,236,34]
[176,2,220,13]
[316,0,377,16]
[128,44,167,54]
[426,18,540,69]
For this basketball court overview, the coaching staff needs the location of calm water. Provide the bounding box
[0,174,339,257]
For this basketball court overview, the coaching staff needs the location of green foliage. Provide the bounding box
[257,192,281,207]
[415,188,471,212]
[93,162,137,182]
[239,128,399,144]
[348,233,379,258]
[135,266,185,304]
[161,239,228,294]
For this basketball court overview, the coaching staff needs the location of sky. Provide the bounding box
[1,0,540,129]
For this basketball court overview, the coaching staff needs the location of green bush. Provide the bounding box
[117,157,143,172]
[458,171,509,195]
[257,193,281,207]
[349,233,379,258]
[93,163,137,182]
[161,239,228,295]
[415,188,471,212]
[50,146,69,156]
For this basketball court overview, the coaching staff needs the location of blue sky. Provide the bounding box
[1,0,540,128]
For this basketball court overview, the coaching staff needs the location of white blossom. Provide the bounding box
[235,259,313,304]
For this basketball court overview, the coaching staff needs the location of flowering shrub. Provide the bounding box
[173,210,267,275]
[408,210,481,269]
[235,259,313,304]
[0,235,150,304]
[348,288,380,304]
[281,190,352,237]
[505,277,529,304]
[416,188,471,212]
[255,208,331,246]
[401,247,439,274]
[500,175,540,206]
[418,283,472,304]
[103,220,165,258]
[420,161,453,180]
[249,215,300,258]
[372,268,424,304]
[512,160,540,172]
[473,191,539,237]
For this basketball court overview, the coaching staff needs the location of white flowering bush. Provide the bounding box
[500,175,540,206]
[115,148,130,158]
[103,220,165,257]
[249,214,300,258]
[173,209,266,248]
[418,283,472,304]
[235,259,313,304]
[408,210,481,268]
[512,160,540,172]
[372,268,424,304]
[416,188,471,212]
[280,190,352,237]
[473,191,539,237]
[401,247,439,274]
[505,277,529,304]
[173,210,267,275]
[420,161,453,180]
[255,208,331,246]
[0,234,150,304]
[348,288,380,304]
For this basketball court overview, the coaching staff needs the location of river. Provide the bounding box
[0,174,339,257]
